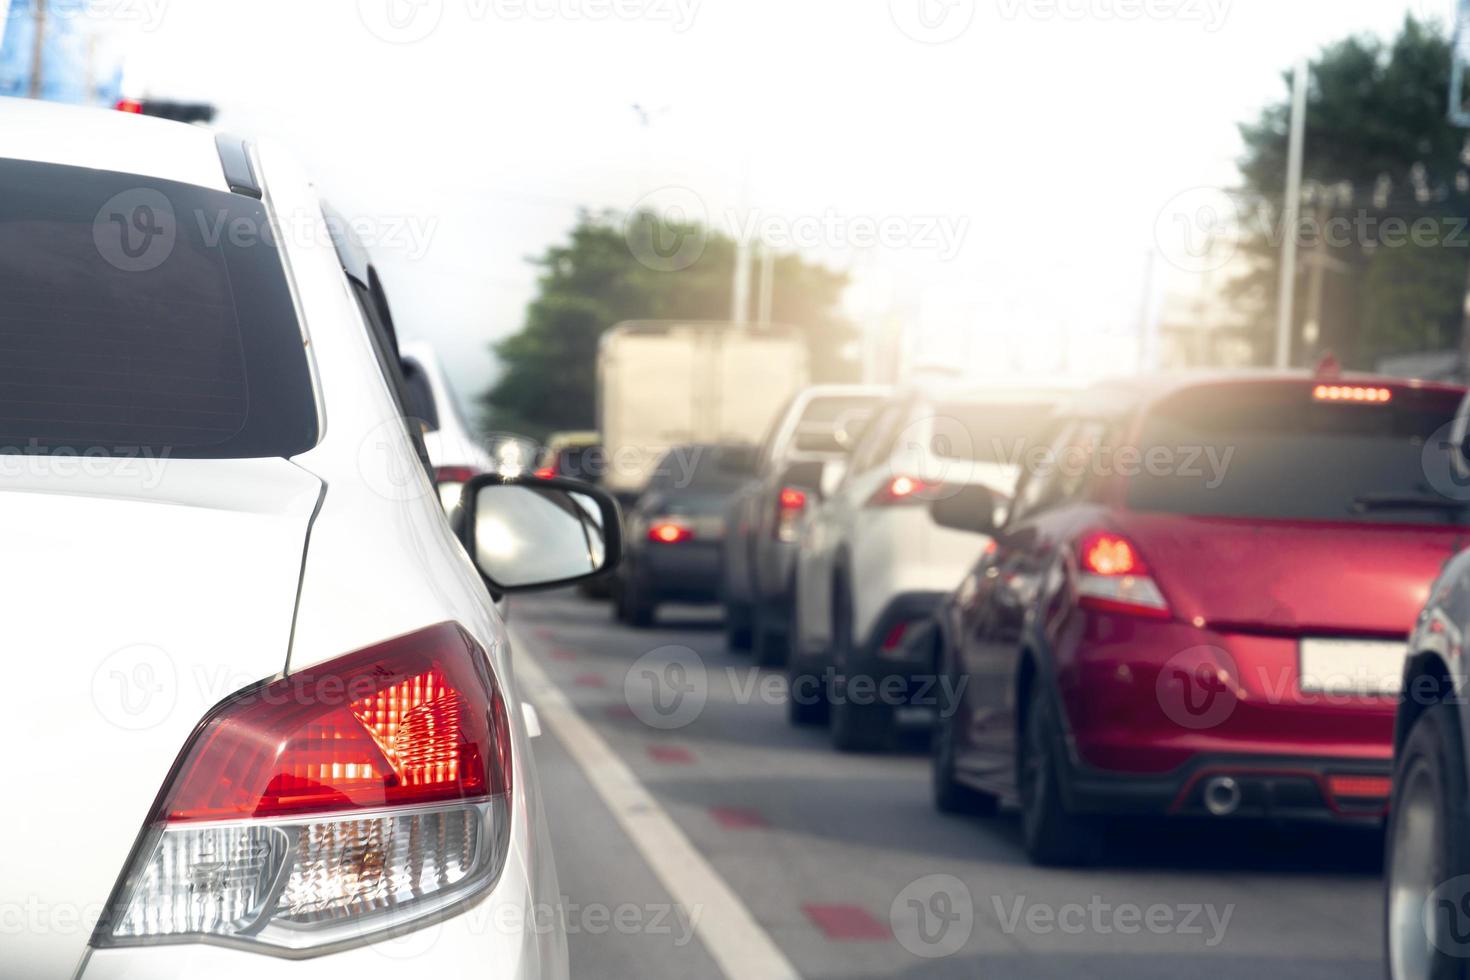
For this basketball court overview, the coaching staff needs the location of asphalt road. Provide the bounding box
[511,590,1385,980]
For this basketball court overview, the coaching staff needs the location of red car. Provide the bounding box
[927,372,1470,865]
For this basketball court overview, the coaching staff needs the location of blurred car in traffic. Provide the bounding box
[928,372,1470,866]
[722,385,889,664]
[535,430,603,482]
[0,97,618,979]
[397,340,496,514]
[790,384,1066,749]
[614,443,753,627]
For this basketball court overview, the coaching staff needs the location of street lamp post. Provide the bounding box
[1274,57,1309,369]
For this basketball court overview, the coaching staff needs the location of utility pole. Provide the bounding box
[1274,57,1309,369]
[27,0,45,99]
[756,243,774,326]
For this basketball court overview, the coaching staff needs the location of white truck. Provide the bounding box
[597,321,810,500]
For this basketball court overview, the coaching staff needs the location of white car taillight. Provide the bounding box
[95,623,513,955]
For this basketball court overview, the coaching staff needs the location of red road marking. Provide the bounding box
[709,806,767,829]
[573,674,606,688]
[648,746,694,764]
[803,905,889,941]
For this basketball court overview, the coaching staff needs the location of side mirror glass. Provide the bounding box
[929,484,1000,537]
[462,476,623,592]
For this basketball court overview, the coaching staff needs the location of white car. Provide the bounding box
[789,384,1067,750]
[0,97,618,979]
[398,340,497,512]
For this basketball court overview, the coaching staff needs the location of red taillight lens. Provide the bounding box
[534,465,557,480]
[161,623,510,822]
[100,624,514,953]
[1081,533,1144,577]
[1076,531,1169,619]
[775,486,808,542]
[868,475,938,507]
[115,98,144,114]
[1326,774,1392,800]
[649,521,694,544]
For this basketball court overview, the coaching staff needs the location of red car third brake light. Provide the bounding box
[159,622,511,823]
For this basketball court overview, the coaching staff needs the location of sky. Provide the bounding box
[78,0,1452,402]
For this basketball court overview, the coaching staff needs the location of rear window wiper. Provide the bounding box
[1350,492,1467,515]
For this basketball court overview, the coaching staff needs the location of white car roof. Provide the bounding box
[0,96,229,191]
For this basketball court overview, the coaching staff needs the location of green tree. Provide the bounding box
[1234,15,1470,367]
[480,210,858,437]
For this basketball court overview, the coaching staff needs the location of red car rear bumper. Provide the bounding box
[1048,608,1398,820]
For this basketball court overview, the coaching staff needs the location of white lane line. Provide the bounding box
[512,624,801,980]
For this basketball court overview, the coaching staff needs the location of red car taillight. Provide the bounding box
[648,521,694,544]
[434,465,481,511]
[97,623,513,954]
[867,475,939,507]
[1076,531,1170,619]
[775,486,807,542]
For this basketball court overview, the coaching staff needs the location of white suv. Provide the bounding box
[790,384,1066,750]
[0,97,616,979]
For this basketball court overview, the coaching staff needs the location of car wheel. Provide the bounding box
[622,573,656,628]
[725,601,753,651]
[932,693,998,816]
[786,659,829,726]
[827,579,889,752]
[752,599,790,668]
[1386,702,1470,980]
[1018,682,1096,866]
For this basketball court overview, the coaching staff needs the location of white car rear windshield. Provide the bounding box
[0,158,318,459]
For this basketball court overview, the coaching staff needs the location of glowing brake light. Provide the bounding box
[868,475,938,507]
[775,486,808,542]
[1313,385,1392,404]
[534,465,556,480]
[1076,531,1169,619]
[97,623,513,953]
[649,521,694,544]
[114,98,144,114]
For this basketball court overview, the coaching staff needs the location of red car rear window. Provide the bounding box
[1124,382,1470,525]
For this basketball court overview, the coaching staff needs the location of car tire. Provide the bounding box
[622,573,656,628]
[725,601,753,651]
[829,681,891,752]
[1018,682,1096,866]
[932,694,999,816]
[1385,701,1470,980]
[752,600,790,668]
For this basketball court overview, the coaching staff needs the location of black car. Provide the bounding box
[614,444,752,627]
